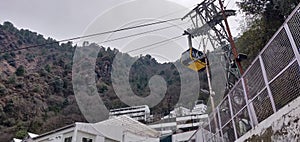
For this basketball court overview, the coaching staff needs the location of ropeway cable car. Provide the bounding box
[181,32,207,72]
[181,47,206,72]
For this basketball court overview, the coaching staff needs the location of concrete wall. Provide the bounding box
[236,96,300,142]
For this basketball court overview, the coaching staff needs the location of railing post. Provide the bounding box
[259,56,277,113]
[216,107,224,142]
[208,115,212,137]
[284,24,300,66]
[227,94,238,140]
[201,126,205,142]
[241,77,258,127]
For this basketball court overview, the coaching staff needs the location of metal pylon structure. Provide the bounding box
[182,0,245,134]
[182,0,244,96]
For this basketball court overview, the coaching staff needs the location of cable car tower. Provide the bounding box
[181,0,246,95]
[181,0,247,133]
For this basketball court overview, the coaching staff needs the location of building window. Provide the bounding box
[82,137,93,142]
[64,137,72,142]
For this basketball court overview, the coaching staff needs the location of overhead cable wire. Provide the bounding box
[96,21,188,45]
[126,35,183,53]
[2,35,183,65]
[2,22,187,65]
[1,5,195,54]
[96,5,195,43]
[135,35,184,54]
[0,18,181,54]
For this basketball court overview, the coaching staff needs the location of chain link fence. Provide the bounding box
[189,4,300,142]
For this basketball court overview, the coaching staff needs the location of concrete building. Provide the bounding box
[20,115,159,142]
[164,100,207,119]
[148,101,208,136]
[172,130,196,142]
[167,106,191,118]
[109,105,150,122]
[149,114,208,136]
[191,100,207,115]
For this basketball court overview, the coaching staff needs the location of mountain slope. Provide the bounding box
[0,21,209,141]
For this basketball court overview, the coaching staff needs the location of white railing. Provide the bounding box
[189,3,300,142]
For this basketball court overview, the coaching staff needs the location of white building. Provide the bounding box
[191,100,207,115]
[20,115,159,142]
[12,138,22,142]
[148,101,208,136]
[164,100,207,119]
[172,130,196,142]
[109,105,150,122]
[167,106,191,118]
[12,132,39,142]
[149,114,208,136]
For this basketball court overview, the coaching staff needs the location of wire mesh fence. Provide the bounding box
[243,59,265,100]
[229,81,246,115]
[287,8,300,54]
[190,4,300,142]
[269,61,300,110]
[261,28,295,81]
[234,107,252,138]
[251,89,274,123]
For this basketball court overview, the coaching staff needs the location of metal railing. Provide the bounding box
[190,3,300,142]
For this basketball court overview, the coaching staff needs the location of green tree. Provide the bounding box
[16,65,25,76]
[238,0,299,36]
[235,20,266,68]
[45,64,51,72]
[32,85,41,93]
[0,83,7,95]
[53,77,64,93]
[237,0,299,17]
[236,0,300,68]
[98,84,108,93]
[3,21,17,32]
[7,75,16,84]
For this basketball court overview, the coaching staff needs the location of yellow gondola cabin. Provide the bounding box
[181,47,206,72]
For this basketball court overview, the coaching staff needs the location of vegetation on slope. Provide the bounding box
[0,21,209,141]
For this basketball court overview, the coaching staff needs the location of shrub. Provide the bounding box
[15,129,28,139]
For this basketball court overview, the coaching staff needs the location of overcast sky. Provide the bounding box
[0,0,242,62]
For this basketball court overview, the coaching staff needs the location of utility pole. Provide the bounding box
[185,33,218,132]
[217,0,244,75]
[205,58,218,133]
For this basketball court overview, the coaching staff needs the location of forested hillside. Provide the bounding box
[0,22,209,141]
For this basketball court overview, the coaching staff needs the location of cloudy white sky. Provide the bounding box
[0,0,243,62]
